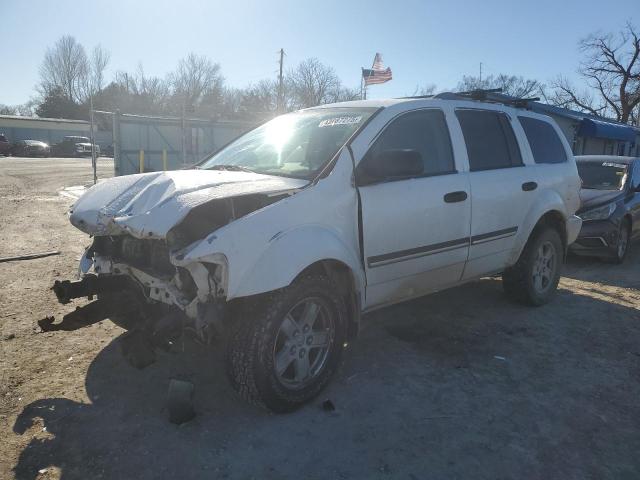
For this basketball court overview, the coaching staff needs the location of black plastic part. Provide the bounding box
[51,274,127,305]
[167,379,196,424]
[444,191,468,203]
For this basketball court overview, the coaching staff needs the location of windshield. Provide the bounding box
[199,108,375,179]
[577,161,628,190]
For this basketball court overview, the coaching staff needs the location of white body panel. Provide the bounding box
[70,97,582,318]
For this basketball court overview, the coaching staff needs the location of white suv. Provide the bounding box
[50,93,582,412]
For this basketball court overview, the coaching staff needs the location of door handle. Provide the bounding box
[522,181,538,191]
[443,191,468,203]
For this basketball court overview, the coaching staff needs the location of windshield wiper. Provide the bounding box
[206,164,255,173]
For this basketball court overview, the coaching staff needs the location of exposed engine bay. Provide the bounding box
[42,169,307,353]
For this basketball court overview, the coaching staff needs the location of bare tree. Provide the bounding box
[0,104,17,115]
[288,58,342,108]
[113,64,170,114]
[89,45,110,94]
[328,86,360,103]
[239,80,279,116]
[457,74,544,98]
[549,22,640,124]
[170,53,224,113]
[411,84,437,96]
[39,35,89,103]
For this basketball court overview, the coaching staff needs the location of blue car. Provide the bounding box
[571,155,640,263]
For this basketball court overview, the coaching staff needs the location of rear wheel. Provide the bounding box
[226,274,348,413]
[503,227,563,306]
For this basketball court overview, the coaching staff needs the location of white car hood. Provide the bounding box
[69,169,308,238]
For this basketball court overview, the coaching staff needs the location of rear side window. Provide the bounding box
[456,110,522,171]
[519,116,567,164]
[370,109,455,176]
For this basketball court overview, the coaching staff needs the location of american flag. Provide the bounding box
[362,53,392,86]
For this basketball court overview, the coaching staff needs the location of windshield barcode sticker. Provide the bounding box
[318,116,363,127]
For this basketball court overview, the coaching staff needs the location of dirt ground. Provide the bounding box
[1,157,639,480]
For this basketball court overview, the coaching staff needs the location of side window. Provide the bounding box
[519,116,567,164]
[368,109,455,178]
[456,110,522,171]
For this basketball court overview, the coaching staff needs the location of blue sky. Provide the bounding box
[0,0,637,105]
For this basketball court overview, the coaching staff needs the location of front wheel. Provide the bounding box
[503,227,563,306]
[608,219,630,264]
[226,274,348,413]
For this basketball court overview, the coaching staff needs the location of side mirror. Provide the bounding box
[359,149,423,185]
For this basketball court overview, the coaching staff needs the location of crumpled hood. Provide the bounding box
[69,169,308,238]
[579,188,623,211]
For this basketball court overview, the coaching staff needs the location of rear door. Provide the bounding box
[517,114,581,217]
[357,108,471,308]
[454,108,539,279]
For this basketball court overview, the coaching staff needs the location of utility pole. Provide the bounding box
[89,95,97,185]
[277,48,284,114]
[479,62,483,84]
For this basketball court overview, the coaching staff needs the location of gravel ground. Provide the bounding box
[1,157,639,480]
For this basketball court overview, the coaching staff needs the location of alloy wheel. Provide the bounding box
[272,297,335,389]
[532,240,556,294]
[617,226,629,259]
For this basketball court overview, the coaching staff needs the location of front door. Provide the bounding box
[357,109,471,309]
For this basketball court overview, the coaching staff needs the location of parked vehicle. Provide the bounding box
[570,156,640,263]
[51,136,100,157]
[0,134,11,156]
[11,140,50,157]
[46,93,582,412]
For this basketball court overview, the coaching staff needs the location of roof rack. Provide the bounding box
[401,88,540,109]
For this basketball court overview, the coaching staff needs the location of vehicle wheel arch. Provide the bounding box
[292,259,361,341]
[228,225,365,308]
[510,190,570,265]
[534,210,567,250]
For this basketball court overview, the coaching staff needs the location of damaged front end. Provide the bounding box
[44,169,305,354]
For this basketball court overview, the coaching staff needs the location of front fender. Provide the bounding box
[508,189,570,265]
[232,225,365,300]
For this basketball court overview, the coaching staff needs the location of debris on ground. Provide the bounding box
[0,250,60,263]
[167,379,196,425]
[322,399,336,412]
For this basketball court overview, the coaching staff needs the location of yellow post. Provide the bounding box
[162,149,167,171]
[139,149,144,173]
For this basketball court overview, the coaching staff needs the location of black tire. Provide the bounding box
[226,274,348,413]
[502,227,563,306]
[608,218,631,264]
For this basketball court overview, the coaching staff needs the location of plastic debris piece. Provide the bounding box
[322,399,335,412]
[167,379,195,425]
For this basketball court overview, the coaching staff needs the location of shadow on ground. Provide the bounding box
[12,277,640,480]
[564,247,640,289]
